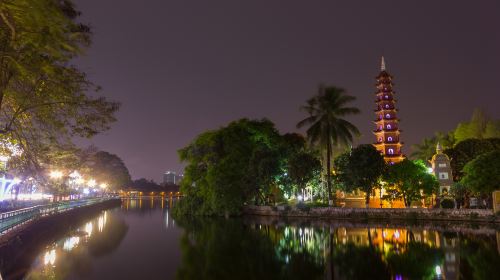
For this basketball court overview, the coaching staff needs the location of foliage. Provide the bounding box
[449,182,469,208]
[0,1,119,177]
[444,138,500,180]
[83,151,131,190]
[454,108,500,142]
[440,198,455,209]
[128,178,165,192]
[175,119,287,216]
[461,150,500,196]
[383,160,439,207]
[334,144,386,207]
[297,86,360,201]
[287,151,321,198]
[410,131,455,161]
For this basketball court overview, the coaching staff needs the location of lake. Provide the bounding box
[3,198,499,280]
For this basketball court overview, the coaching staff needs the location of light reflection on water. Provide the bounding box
[7,198,500,280]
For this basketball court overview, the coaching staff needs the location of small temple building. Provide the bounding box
[372,57,405,164]
[430,142,453,195]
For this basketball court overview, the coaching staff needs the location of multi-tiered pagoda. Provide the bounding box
[373,57,404,164]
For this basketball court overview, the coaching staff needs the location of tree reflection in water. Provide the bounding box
[24,210,128,280]
[176,217,499,280]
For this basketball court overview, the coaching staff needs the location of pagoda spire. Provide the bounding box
[436,142,442,154]
[372,57,404,164]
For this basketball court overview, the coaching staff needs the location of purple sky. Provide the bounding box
[73,0,500,182]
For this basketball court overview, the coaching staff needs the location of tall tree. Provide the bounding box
[176,119,284,216]
[83,151,132,190]
[297,86,360,204]
[287,150,321,200]
[0,1,119,175]
[384,160,439,207]
[444,138,500,181]
[334,145,386,207]
[461,150,500,207]
[454,108,500,142]
[410,131,455,161]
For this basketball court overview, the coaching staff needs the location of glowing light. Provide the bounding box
[83,188,90,195]
[44,249,56,266]
[63,236,80,251]
[49,170,63,179]
[394,230,400,239]
[69,171,81,178]
[427,167,433,174]
[297,195,303,201]
[88,179,96,188]
[100,183,108,189]
[435,265,442,276]
[85,222,93,237]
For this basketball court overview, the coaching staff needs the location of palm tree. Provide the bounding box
[297,86,360,203]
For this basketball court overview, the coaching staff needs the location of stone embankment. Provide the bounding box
[243,205,500,223]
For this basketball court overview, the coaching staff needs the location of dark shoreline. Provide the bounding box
[242,206,500,230]
[0,199,121,280]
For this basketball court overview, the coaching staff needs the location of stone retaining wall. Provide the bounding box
[243,205,499,223]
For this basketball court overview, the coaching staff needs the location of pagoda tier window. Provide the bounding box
[386,124,392,130]
[387,136,393,142]
[379,115,383,120]
[384,95,389,99]
[388,148,394,154]
[385,113,391,119]
[378,137,382,142]
[385,104,390,109]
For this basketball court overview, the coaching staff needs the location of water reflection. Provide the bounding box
[176,217,500,280]
[7,198,499,280]
[24,210,128,279]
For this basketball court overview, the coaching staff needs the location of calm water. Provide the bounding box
[3,198,500,280]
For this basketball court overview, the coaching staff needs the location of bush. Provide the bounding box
[440,199,455,209]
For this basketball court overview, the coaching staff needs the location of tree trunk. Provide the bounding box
[326,140,332,205]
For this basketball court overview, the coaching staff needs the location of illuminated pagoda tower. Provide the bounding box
[373,57,404,164]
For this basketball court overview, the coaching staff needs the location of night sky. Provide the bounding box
[73,0,500,182]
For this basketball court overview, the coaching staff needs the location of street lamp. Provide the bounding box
[49,170,63,179]
[88,179,96,188]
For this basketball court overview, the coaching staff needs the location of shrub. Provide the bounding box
[440,199,455,209]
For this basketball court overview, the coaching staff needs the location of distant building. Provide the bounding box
[176,173,184,184]
[163,171,176,184]
[430,143,453,195]
[163,171,184,185]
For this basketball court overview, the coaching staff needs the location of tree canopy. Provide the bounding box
[175,119,286,215]
[383,159,439,207]
[334,144,386,207]
[444,138,500,181]
[83,151,131,190]
[297,86,360,202]
[461,150,500,196]
[0,0,119,179]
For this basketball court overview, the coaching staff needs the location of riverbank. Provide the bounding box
[0,198,120,279]
[243,205,500,224]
